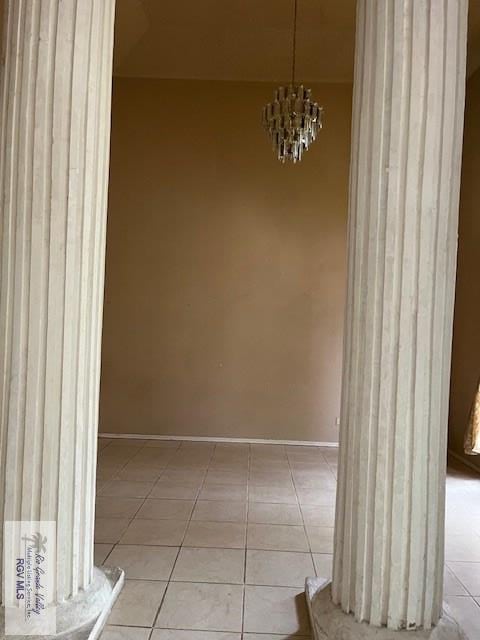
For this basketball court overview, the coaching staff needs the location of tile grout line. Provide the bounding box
[241,443,252,636]
[287,447,320,577]
[98,440,155,562]
[96,441,479,637]
[151,441,215,630]
[100,440,158,567]
[98,440,336,637]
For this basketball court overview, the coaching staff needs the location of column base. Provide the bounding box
[305,578,469,640]
[0,566,124,640]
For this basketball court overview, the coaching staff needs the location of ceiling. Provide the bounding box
[113,0,480,83]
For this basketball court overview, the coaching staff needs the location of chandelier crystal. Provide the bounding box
[262,85,322,163]
[262,0,323,163]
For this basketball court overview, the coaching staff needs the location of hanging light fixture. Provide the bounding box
[262,0,323,163]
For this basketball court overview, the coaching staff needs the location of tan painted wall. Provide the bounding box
[449,68,480,470]
[100,78,352,442]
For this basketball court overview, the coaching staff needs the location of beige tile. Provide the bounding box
[99,461,138,472]
[287,444,325,452]
[243,635,310,640]
[172,547,245,584]
[192,500,247,523]
[150,481,200,500]
[306,526,334,553]
[292,470,335,489]
[96,448,124,459]
[448,562,480,596]
[109,439,147,447]
[199,484,248,501]
[248,486,297,504]
[249,471,294,487]
[169,457,211,469]
[156,582,243,632]
[205,470,248,485]
[445,513,475,536]
[152,632,240,640]
[131,450,174,466]
[168,462,210,472]
[247,524,309,552]
[313,553,333,580]
[246,550,315,587]
[250,447,287,461]
[288,449,328,458]
[179,441,215,451]
[321,447,339,459]
[249,459,289,467]
[121,519,188,546]
[288,460,325,472]
[100,443,140,459]
[109,579,167,627]
[97,464,124,481]
[287,452,325,464]
[243,585,310,635]
[295,477,337,492]
[253,447,290,458]
[95,445,126,458]
[144,440,181,449]
[117,463,165,482]
[101,625,151,640]
[162,468,206,482]
[107,544,178,580]
[301,505,335,527]
[97,453,134,465]
[95,518,131,543]
[249,460,289,472]
[444,565,469,596]
[291,462,332,473]
[446,535,480,562]
[296,487,336,506]
[98,480,154,498]
[175,450,210,461]
[214,445,247,454]
[247,503,302,526]
[214,443,249,454]
[136,498,195,520]
[211,454,249,465]
[178,445,215,455]
[94,543,113,565]
[210,461,249,472]
[444,596,480,640]
[95,497,143,519]
[183,522,246,549]
[173,457,213,466]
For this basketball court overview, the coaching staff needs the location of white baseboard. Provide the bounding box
[98,432,339,448]
[448,448,480,473]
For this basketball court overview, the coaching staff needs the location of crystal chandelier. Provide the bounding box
[262,0,323,163]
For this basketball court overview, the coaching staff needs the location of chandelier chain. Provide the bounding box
[291,0,298,86]
[262,0,323,163]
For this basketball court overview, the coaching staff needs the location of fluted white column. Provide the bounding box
[331,0,468,633]
[0,0,117,629]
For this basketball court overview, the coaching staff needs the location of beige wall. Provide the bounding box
[449,68,480,470]
[100,78,352,442]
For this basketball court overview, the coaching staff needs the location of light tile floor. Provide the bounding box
[96,439,480,639]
